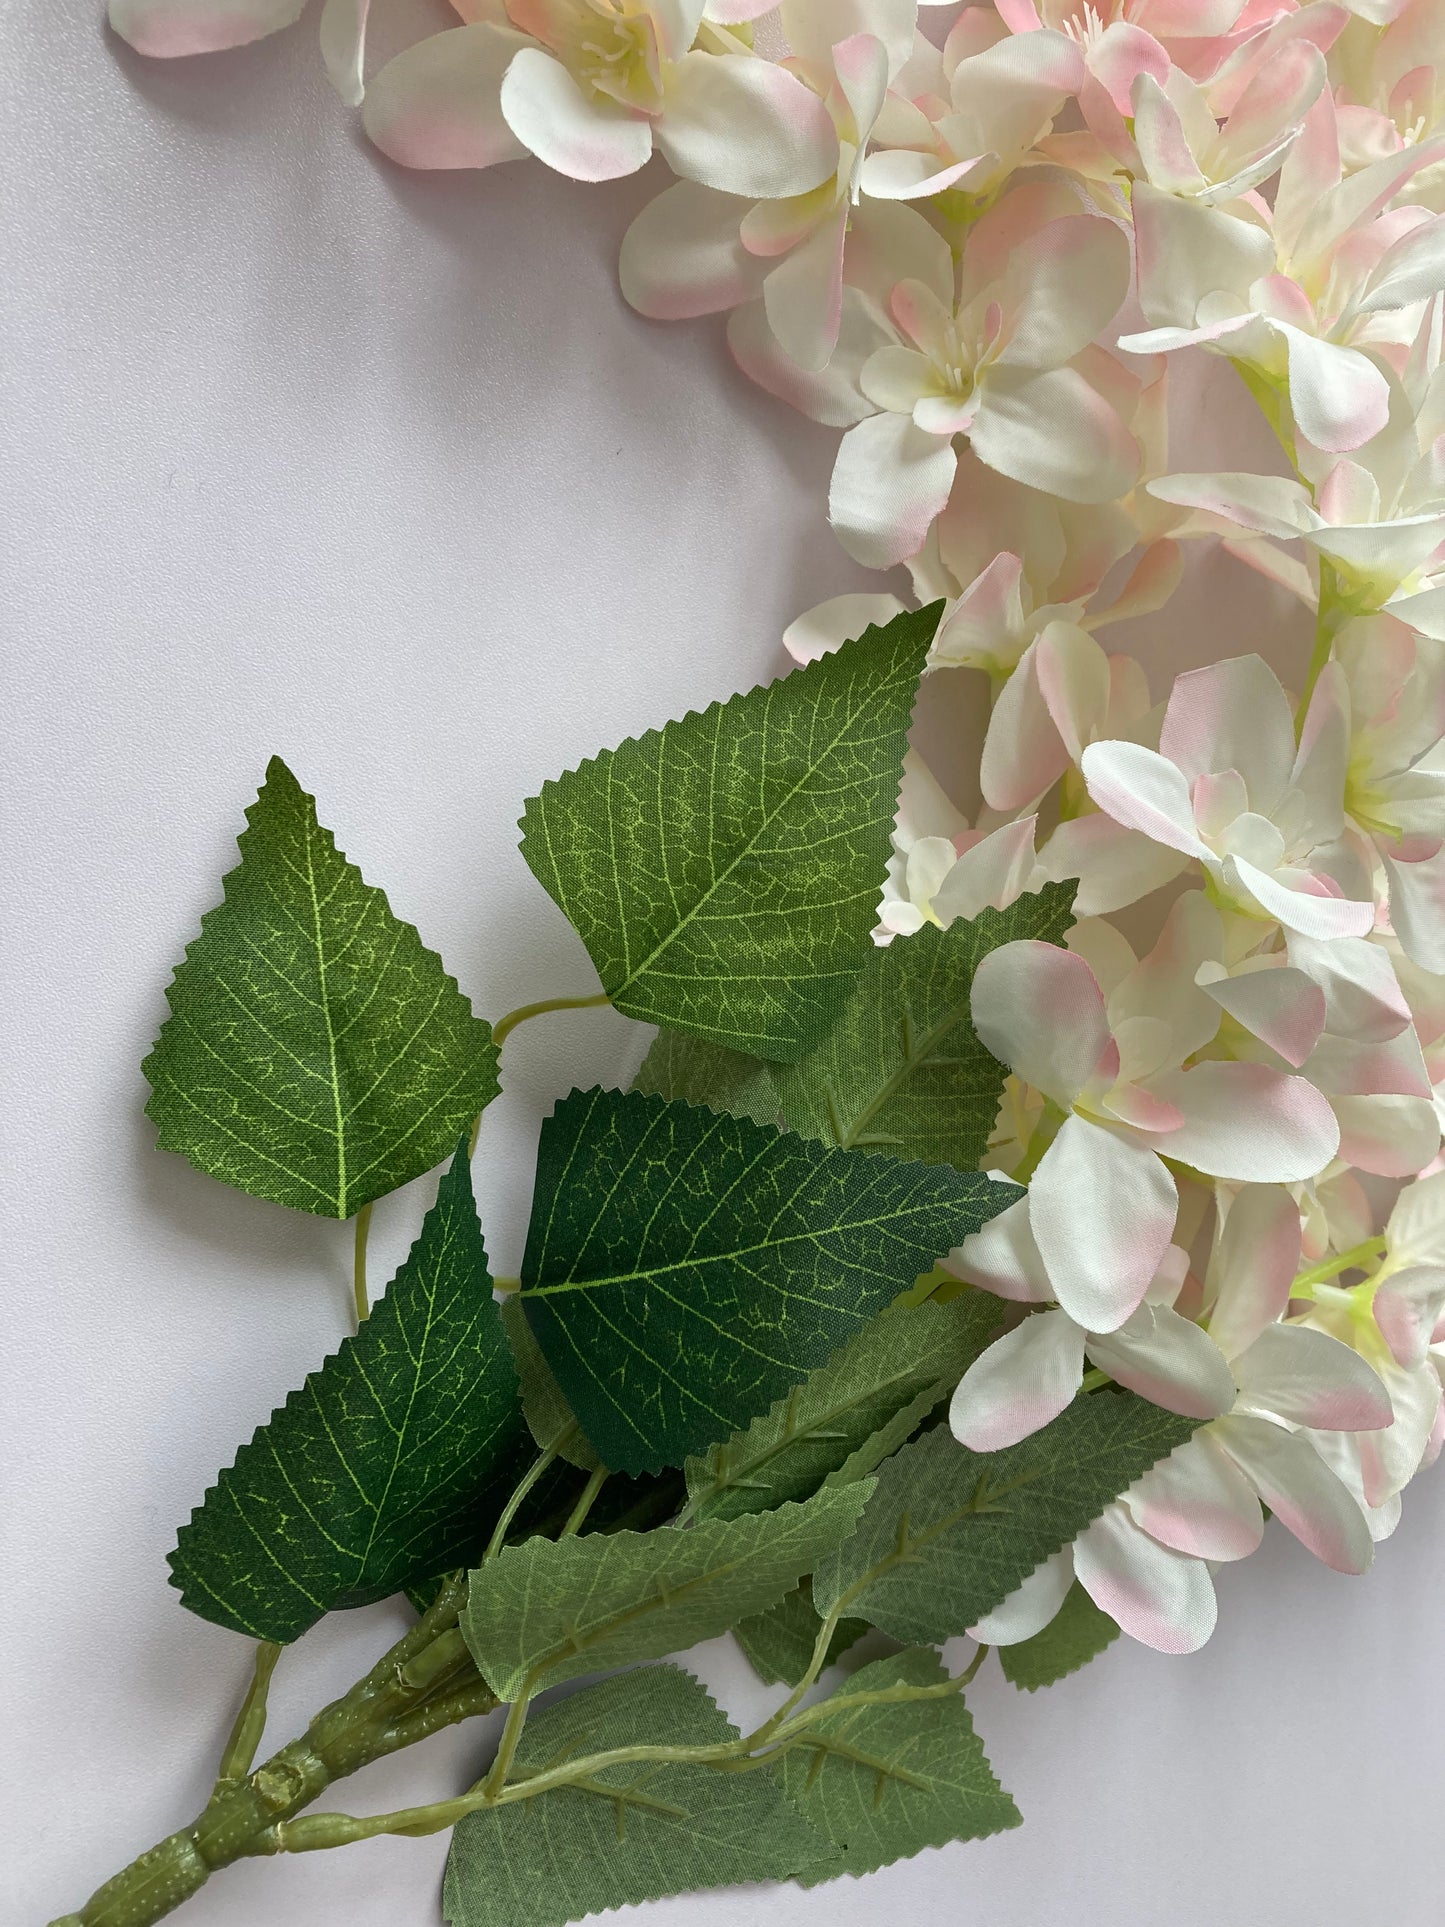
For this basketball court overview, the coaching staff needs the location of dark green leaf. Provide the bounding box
[519,608,942,1059]
[499,1295,601,1473]
[772,887,1076,1170]
[145,758,499,1217]
[462,1484,870,1703]
[443,1666,834,1927]
[684,1293,1004,1522]
[734,1583,871,1688]
[814,1394,1199,1645]
[631,1027,779,1126]
[781,1649,1020,1879]
[170,1144,524,1641]
[521,1086,1015,1473]
[999,1581,1119,1691]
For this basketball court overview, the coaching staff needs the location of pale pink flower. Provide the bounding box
[362,3,839,194]
[1081,654,1379,936]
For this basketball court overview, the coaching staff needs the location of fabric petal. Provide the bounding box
[970,941,1112,1109]
[1073,1504,1218,1654]
[951,1190,1055,1304]
[968,1546,1075,1645]
[1084,1304,1236,1420]
[727,292,874,428]
[950,1309,1086,1452]
[933,817,1039,924]
[998,216,1133,372]
[319,0,371,107]
[782,592,906,665]
[1232,1324,1393,1432]
[362,24,531,170]
[1276,324,1392,454]
[500,47,653,181]
[1332,1095,1441,1179]
[762,207,848,372]
[1159,654,1295,812]
[1383,842,1445,974]
[1374,1267,1445,1371]
[1226,855,1377,940]
[1215,1414,1374,1573]
[108,0,305,56]
[658,52,838,199]
[1080,740,1208,858]
[1205,1183,1302,1362]
[619,180,760,320]
[1030,1117,1179,1333]
[1196,962,1326,1068]
[1036,814,1192,916]
[971,363,1140,505]
[1153,1061,1340,1183]
[828,412,958,568]
[1122,1432,1265,1562]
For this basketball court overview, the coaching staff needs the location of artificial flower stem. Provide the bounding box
[482,1436,567,1561]
[1291,1235,1388,1295]
[559,1464,609,1538]
[352,1201,373,1328]
[1296,560,1343,743]
[209,1641,282,1798]
[490,990,612,1052]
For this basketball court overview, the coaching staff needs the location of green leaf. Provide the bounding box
[683,1293,1004,1523]
[462,1483,870,1702]
[519,608,941,1060]
[631,1027,779,1126]
[999,1581,1120,1691]
[734,1583,871,1688]
[814,1393,1200,1645]
[170,1143,525,1641]
[144,758,499,1218]
[498,1295,601,1473]
[521,1086,1015,1473]
[781,1649,1020,1879]
[772,887,1076,1170]
[443,1666,834,1927]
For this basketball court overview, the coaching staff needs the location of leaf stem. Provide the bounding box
[490,991,612,1052]
[352,1201,373,1327]
[1291,1235,1387,1295]
[559,1464,608,1537]
[210,1642,282,1798]
[483,1438,566,1561]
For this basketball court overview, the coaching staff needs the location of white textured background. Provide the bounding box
[4,5,1443,1924]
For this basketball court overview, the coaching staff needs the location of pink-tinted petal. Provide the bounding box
[1215,1414,1374,1572]
[952,1190,1055,1304]
[968,1546,1076,1645]
[763,207,848,372]
[781,0,917,78]
[1332,1095,1441,1178]
[1226,855,1377,939]
[619,180,760,320]
[658,52,838,198]
[1074,1504,1218,1654]
[1085,1303,1236,1420]
[980,640,1067,812]
[1036,814,1192,916]
[828,412,958,569]
[1205,1183,1302,1362]
[1383,841,1445,974]
[1375,1267,1445,1371]
[1131,71,1207,195]
[972,364,1140,505]
[1276,324,1391,454]
[1080,740,1209,858]
[1145,468,1314,540]
[500,47,653,180]
[1123,1432,1265,1562]
[1288,932,1411,1044]
[970,941,1112,1108]
[727,293,874,428]
[1386,1170,1445,1268]
[1357,214,1445,316]
[1159,654,1294,809]
[1154,1061,1340,1182]
[950,1309,1086,1451]
[362,23,530,170]
[1197,962,1326,1066]
[932,817,1039,923]
[782,592,906,666]
[108,0,304,56]
[998,217,1133,372]
[1233,1324,1393,1431]
[1030,1118,1179,1333]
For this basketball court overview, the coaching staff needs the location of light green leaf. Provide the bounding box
[814,1394,1200,1645]
[684,1293,1004,1523]
[631,1027,779,1127]
[144,758,499,1218]
[781,1649,1020,1879]
[519,608,941,1060]
[772,887,1076,1170]
[734,1583,871,1688]
[498,1294,601,1473]
[443,1666,834,1927]
[170,1143,525,1642]
[521,1086,1016,1473]
[462,1483,870,1703]
[999,1581,1119,1691]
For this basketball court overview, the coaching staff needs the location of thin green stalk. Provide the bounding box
[559,1464,608,1537]
[352,1201,373,1327]
[490,990,611,1051]
[210,1641,281,1797]
[483,1436,567,1561]
[1291,1235,1387,1295]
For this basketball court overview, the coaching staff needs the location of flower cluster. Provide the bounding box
[114,0,1445,1659]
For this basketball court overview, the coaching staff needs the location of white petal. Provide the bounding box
[362,24,530,170]
[500,47,653,181]
[727,292,874,428]
[952,1192,1055,1304]
[1205,1183,1301,1362]
[1382,842,1445,974]
[971,364,1139,504]
[1035,815,1192,917]
[1073,1504,1218,1654]
[828,413,958,568]
[1232,1324,1393,1432]
[1030,1118,1179,1333]
[1084,1304,1236,1421]
[108,0,304,56]
[1356,214,1445,316]
[1225,854,1376,940]
[780,0,918,78]
[1080,741,1208,859]
[950,1309,1086,1452]
[933,818,1038,924]
[998,216,1132,372]
[1332,1095,1441,1179]
[969,942,1112,1109]
[658,53,838,198]
[1276,324,1391,454]
[1386,1170,1445,1269]
[782,592,906,666]
[1215,1414,1373,1573]
[1158,655,1294,813]
[1197,963,1325,1068]
[1374,1267,1445,1371]
[319,0,370,107]
[968,1546,1075,1645]
[1153,1062,1340,1183]
[1123,1432,1264,1562]
[762,208,848,372]
[619,180,759,320]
